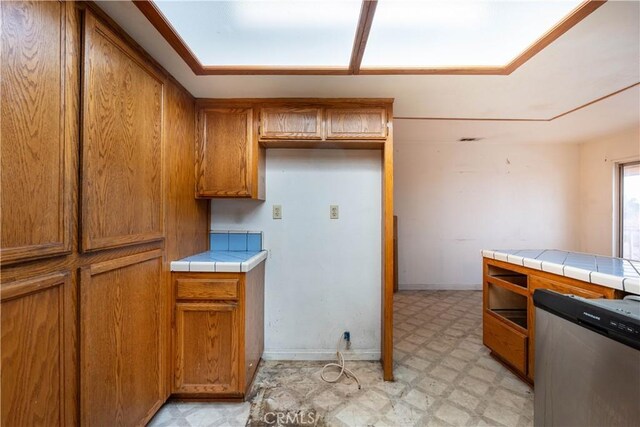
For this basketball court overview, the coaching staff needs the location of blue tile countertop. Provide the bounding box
[482,249,640,295]
[171,230,267,273]
[170,250,267,273]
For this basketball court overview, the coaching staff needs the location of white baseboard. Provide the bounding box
[262,349,381,361]
[399,283,482,291]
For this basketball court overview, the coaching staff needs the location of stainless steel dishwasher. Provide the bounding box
[533,290,640,427]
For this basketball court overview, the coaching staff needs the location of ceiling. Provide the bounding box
[96,0,640,145]
[144,0,584,69]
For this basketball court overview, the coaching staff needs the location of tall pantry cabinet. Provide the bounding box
[0,2,208,426]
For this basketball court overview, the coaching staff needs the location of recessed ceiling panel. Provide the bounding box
[152,0,362,67]
[361,0,584,68]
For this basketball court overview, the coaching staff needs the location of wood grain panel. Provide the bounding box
[82,11,164,251]
[260,107,323,140]
[326,108,387,140]
[80,250,164,426]
[382,104,394,381]
[1,271,69,426]
[176,277,239,300]
[174,302,241,395]
[164,81,209,261]
[1,1,72,264]
[483,312,527,375]
[244,262,265,391]
[196,108,257,197]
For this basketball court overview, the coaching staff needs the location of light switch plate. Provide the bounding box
[273,205,282,219]
[330,205,339,219]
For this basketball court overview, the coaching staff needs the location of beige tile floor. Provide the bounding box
[149,291,533,426]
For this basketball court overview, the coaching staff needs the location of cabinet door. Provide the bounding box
[326,108,387,140]
[174,302,241,395]
[260,107,323,140]
[196,108,258,198]
[82,11,164,251]
[1,1,72,264]
[1,271,70,426]
[80,250,164,427]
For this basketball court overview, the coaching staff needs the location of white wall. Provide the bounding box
[211,150,381,360]
[394,142,581,290]
[578,126,640,256]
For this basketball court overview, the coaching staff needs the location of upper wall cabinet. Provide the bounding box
[82,11,164,251]
[196,107,264,199]
[255,102,392,149]
[326,108,387,140]
[260,107,323,140]
[1,1,72,264]
[194,100,390,197]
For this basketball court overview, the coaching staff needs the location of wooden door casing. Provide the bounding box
[82,11,164,252]
[0,1,72,264]
[80,250,164,427]
[174,302,241,395]
[326,108,387,140]
[196,107,260,198]
[1,271,70,426]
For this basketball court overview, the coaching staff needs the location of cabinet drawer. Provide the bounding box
[176,278,239,300]
[326,108,387,140]
[260,107,323,140]
[483,312,527,374]
[529,275,606,298]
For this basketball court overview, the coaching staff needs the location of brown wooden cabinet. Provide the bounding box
[255,102,391,149]
[1,2,209,425]
[196,107,265,199]
[482,258,621,383]
[82,12,164,251]
[1,271,71,426]
[1,0,72,265]
[194,100,391,197]
[260,107,323,140]
[175,302,241,395]
[80,250,165,426]
[326,107,387,140]
[172,263,265,399]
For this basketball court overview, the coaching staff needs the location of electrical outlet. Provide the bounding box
[343,331,351,350]
[273,205,282,219]
[330,205,339,219]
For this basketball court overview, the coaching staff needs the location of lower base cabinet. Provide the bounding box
[483,258,621,383]
[80,250,165,426]
[175,302,241,395]
[172,262,265,399]
[1,272,72,426]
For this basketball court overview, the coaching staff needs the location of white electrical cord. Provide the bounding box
[321,335,361,389]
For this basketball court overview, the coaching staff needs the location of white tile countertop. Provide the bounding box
[482,249,640,295]
[170,250,267,273]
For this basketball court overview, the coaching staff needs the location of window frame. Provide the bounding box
[618,160,640,259]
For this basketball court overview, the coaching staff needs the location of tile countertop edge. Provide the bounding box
[170,251,268,273]
[481,249,638,295]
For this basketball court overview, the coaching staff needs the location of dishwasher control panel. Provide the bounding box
[534,290,640,350]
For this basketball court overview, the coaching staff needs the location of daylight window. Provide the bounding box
[620,161,640,260]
